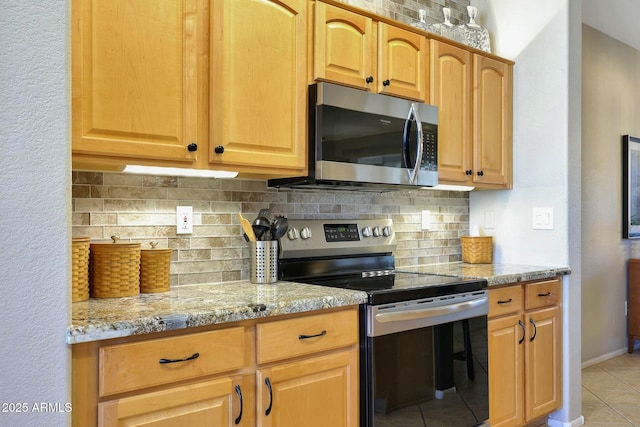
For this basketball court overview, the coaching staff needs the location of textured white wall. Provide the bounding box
[470,0,583,425]
[0,1,71,426]
[581,25,640,363]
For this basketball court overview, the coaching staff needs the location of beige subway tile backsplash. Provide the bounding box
[72,171,470,286]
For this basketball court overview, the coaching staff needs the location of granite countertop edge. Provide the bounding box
[396,262,571,286]
[68,264,571,344]
[67,280,368,345]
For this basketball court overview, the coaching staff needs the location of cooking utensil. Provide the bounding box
[252,216,271,241]
[258,208,272,222]
[271,216,288,240]
[238,213,256,242]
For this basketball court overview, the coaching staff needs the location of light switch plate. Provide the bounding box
[533,207,554,230]
[484,210,495,229]
[177,206,193,234]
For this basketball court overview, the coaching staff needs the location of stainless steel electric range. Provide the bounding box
[278,219,490,427]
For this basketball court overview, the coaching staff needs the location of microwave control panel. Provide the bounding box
[421,126,438,172]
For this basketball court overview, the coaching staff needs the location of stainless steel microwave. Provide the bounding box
[268,82,438,191]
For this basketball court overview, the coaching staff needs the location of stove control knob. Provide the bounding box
[300,227,312,240]
[372,226,381,237]
[382,225,391,237]
[287,227,299,240]
[362,226,372,238]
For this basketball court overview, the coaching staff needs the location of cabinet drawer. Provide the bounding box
[99,327,245,396]
[525,277,561,310]
[256,308,358,364]
[489,286,523,317]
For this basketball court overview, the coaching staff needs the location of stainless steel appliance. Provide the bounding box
[278,219,489,427]
[268,82,438,191]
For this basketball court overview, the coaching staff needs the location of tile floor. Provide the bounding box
[581,351,640,426]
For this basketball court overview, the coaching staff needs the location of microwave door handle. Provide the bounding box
[412,104,424,184]
[403,104,424,184]
[402,112,412,171]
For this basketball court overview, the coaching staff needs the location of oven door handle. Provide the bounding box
[375,296,488,323]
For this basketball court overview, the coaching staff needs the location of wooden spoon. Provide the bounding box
[238,213,256,242]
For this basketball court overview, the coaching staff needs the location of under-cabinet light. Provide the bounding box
[425,184,475,191]
[122,165,238,179]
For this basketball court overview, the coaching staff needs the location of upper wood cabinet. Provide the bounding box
[377,23,429,101]
[210,0,307,174]
[473,54,513,188]
[71,0,205,165]
[431,41,513,189]
[430,41,473,183]
[72,0,307,176]
[313,2,374,90]
[314,1,428,101]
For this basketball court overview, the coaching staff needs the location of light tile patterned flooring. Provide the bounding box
[582,351,640,426]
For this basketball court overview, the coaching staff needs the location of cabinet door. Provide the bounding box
[488,313,524,427]
[628,259,640,352]
[210,0,307,173]
[256,349,359,427]
[430,41,473,184]
[473,54,513,188]
[525,306,562,421]
[72,0,203,164]
[99,377,248,427]
[314,2,374,90]
[377,23,428,101]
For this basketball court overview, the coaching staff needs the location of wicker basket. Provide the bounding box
[140,242,171,293]
[90,236,140,298]
[461,236,493,264]
[71,237,91,302]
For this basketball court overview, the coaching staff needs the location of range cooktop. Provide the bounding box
[278,219,487,305]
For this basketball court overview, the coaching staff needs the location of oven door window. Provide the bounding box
[369,317,488,427]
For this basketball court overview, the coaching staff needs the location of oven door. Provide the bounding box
[362,292,489,427]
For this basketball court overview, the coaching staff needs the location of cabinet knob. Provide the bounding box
[214,145,225,154]
[477,170,484,176]
[466,170,473,176]
[382,79,390,87]
[187,143,198,152]
[365,76,374,84]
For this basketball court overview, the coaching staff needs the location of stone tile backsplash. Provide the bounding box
[72,172,469,286]
[339,0,471,27]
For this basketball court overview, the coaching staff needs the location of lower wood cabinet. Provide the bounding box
[256,350,358,427]
[72,307,359,427]
[628,259,640,352]
[488,277,562,427]
[99,376,247,426]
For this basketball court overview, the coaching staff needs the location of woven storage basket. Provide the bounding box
[71,237,91,302]
[90,236,140,298]
[140,242,171,293]
[461,236,493,264]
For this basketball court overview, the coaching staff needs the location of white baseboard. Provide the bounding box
[548,415,585,427]
[581,346,635,369]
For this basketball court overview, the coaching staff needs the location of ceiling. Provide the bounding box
[583,0,640,51]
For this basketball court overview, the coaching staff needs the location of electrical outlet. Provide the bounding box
[421,210,430,230]
[176,206,193,234]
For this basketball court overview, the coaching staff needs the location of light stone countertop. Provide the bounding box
[68,264,571,344]
[396,262,571,286]
[67,280,367,344]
